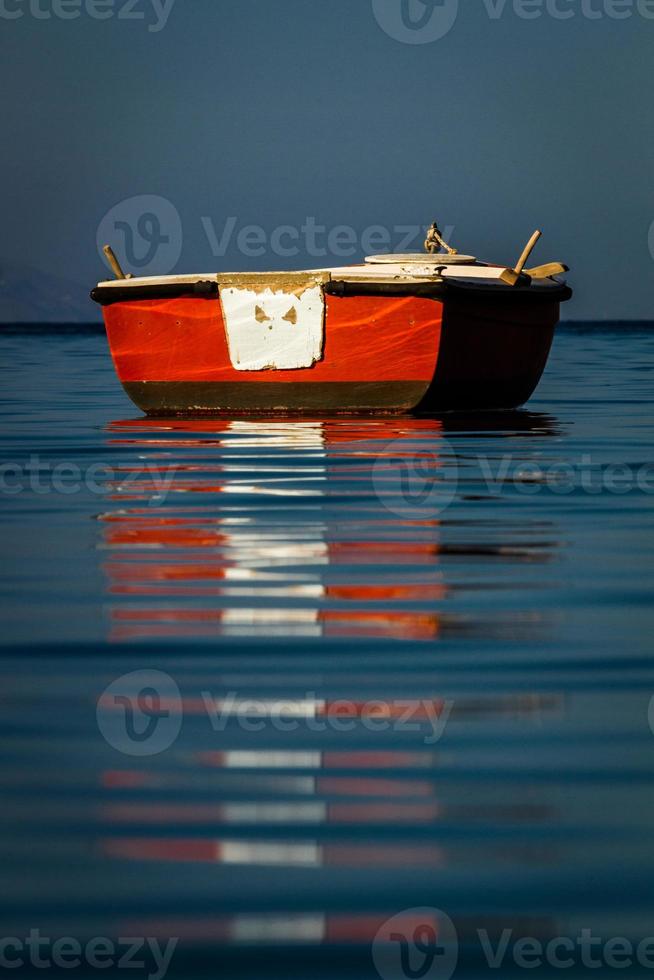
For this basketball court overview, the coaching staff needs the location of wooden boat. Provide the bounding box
[91,225,571,415]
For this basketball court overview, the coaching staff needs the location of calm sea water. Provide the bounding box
[1,324,654,978]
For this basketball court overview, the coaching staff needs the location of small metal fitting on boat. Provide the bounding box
[424,222,458,256]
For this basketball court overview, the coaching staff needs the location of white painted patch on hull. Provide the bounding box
[220,285,325,371]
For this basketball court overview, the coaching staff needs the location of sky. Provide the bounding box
[0,0,653,320]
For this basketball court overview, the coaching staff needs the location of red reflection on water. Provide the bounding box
[99,418,455,642]
[100,800,443,826]
[100,419,456,642]
[101,836,445,868]
[115,911,439,945]
[197,749,432,769]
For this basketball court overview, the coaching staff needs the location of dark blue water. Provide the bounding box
[1,324,654,978]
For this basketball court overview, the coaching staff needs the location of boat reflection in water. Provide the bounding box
[92,413,572,967]
[100,414,559,644]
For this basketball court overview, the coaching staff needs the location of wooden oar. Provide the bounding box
[524,262,569,280]
[103,244,132,280]
[499,230,542,286]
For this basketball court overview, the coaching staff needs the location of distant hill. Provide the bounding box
[0,259,100,323]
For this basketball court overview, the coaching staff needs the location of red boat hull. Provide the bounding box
[98,284,566,414]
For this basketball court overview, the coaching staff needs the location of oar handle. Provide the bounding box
[103,244,127,280]
[514,230,542,276]
[524,262,569,280]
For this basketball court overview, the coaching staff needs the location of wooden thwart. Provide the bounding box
[216,271,331,293]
